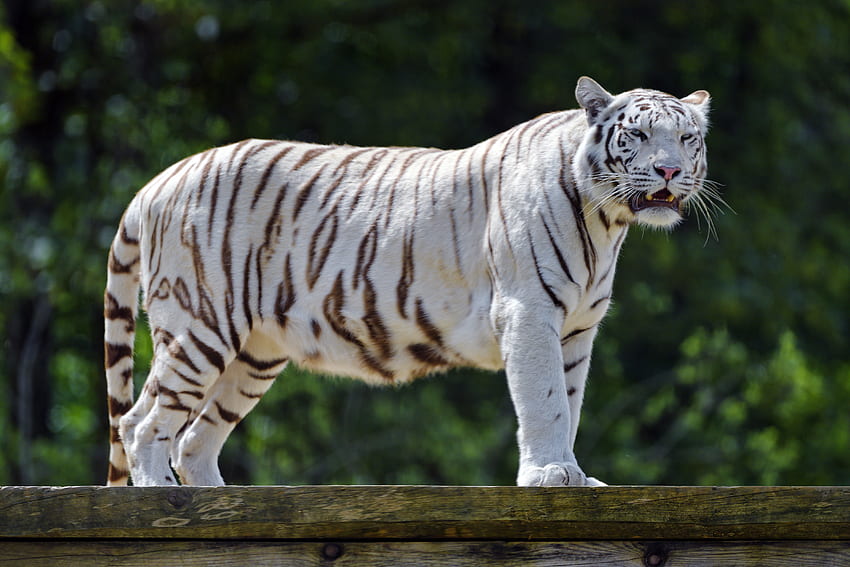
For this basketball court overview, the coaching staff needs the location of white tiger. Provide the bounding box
[104,77,711,487]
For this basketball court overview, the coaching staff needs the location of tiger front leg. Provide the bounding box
[498,301,597,487]
[561,328,607,487]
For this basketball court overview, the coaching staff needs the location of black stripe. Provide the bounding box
[256,177,291,315]
[352,224,378,289]
[396,230,415,318]
[188,329,226,374]
[594,123,604,144]
[385,149,431,228]
[323,271,394,380]
[563,355,588,373]
[478,137,496,212]
[558,148,597,284]
[119,221,139,246]
[221,144,253,352]
[598,208,611,231]
[292,146,333,171]
[275,254,296,328]
[166,338,201,375]
[251,145,294,209]
[175,368,204,387]
[494,144,515,257]
[540,214,577,287]
[146,202,162,287]
[292,165,325,221]
[527,229,565,310]
[332,147,372,176]
[462,148,475,217]
[207,162,222,247]
[594,228,628,288]
[426,151,447,209]
[414,298,443,347]
[105,342,132,368]
[318,170,346,210]
[108,464,129,483]
[243,244,254,330]
[108,249,139,274]
[215,401,241,423]
[108,396,133,418]
[237,351,288,372]
[180,389,204,400]
[248,371,278,381]
[561,327,593,344]
[173,277,193,313]
[195,148,217,205]
[306,211,339,290]
[239,388,265,399]
[362,278,393,359]
[104,291,135,333]
[189,227,225,345]
[347,149,391,220]
[159,384,192,413]
[602,122,622,171]
[408,343,449,366]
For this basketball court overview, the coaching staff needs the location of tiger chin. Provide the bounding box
[104,77,711,488]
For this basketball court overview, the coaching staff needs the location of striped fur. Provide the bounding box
[105,77,711,486]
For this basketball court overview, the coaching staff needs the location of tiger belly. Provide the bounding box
[257,286,503,384]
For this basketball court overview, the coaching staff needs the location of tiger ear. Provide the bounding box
[575,76,614,124]
[681,90,711,116]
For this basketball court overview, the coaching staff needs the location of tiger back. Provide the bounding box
[105,77,711,487]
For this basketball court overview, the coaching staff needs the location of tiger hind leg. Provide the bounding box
[119,330,234,486]
[173,331,288,486]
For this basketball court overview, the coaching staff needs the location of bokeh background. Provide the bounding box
[1,0,848,486]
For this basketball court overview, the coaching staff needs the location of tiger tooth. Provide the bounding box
[645,194,654,201]
[666,194,675,202]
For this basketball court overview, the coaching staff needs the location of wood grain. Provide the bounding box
[0,540,848,567]
[1,485,848,541]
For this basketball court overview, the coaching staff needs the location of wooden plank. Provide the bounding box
[1,486,848,541]
[0,540,848,567]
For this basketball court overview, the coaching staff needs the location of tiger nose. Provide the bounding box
[654,165,681,181]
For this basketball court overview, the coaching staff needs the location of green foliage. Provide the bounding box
[1,0,848,486]
[234,366,515,486]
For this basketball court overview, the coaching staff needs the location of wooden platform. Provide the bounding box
[1,486,848,565]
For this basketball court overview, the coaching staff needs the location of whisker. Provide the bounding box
[690,194,717,244]
[577,172,634,217]
[583,183,636,217]
[665,177,731,243]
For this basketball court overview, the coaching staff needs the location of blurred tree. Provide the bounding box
[0,0,847,486]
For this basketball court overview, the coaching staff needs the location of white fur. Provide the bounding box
[104,77,710,487]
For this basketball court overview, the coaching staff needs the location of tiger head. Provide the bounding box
[573,76,711,229]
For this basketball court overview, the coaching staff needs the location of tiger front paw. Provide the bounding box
[517,462,607,487]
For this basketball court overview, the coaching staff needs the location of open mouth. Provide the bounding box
[629,189,681,212]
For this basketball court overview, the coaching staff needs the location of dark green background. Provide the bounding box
[1,0,848,486]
